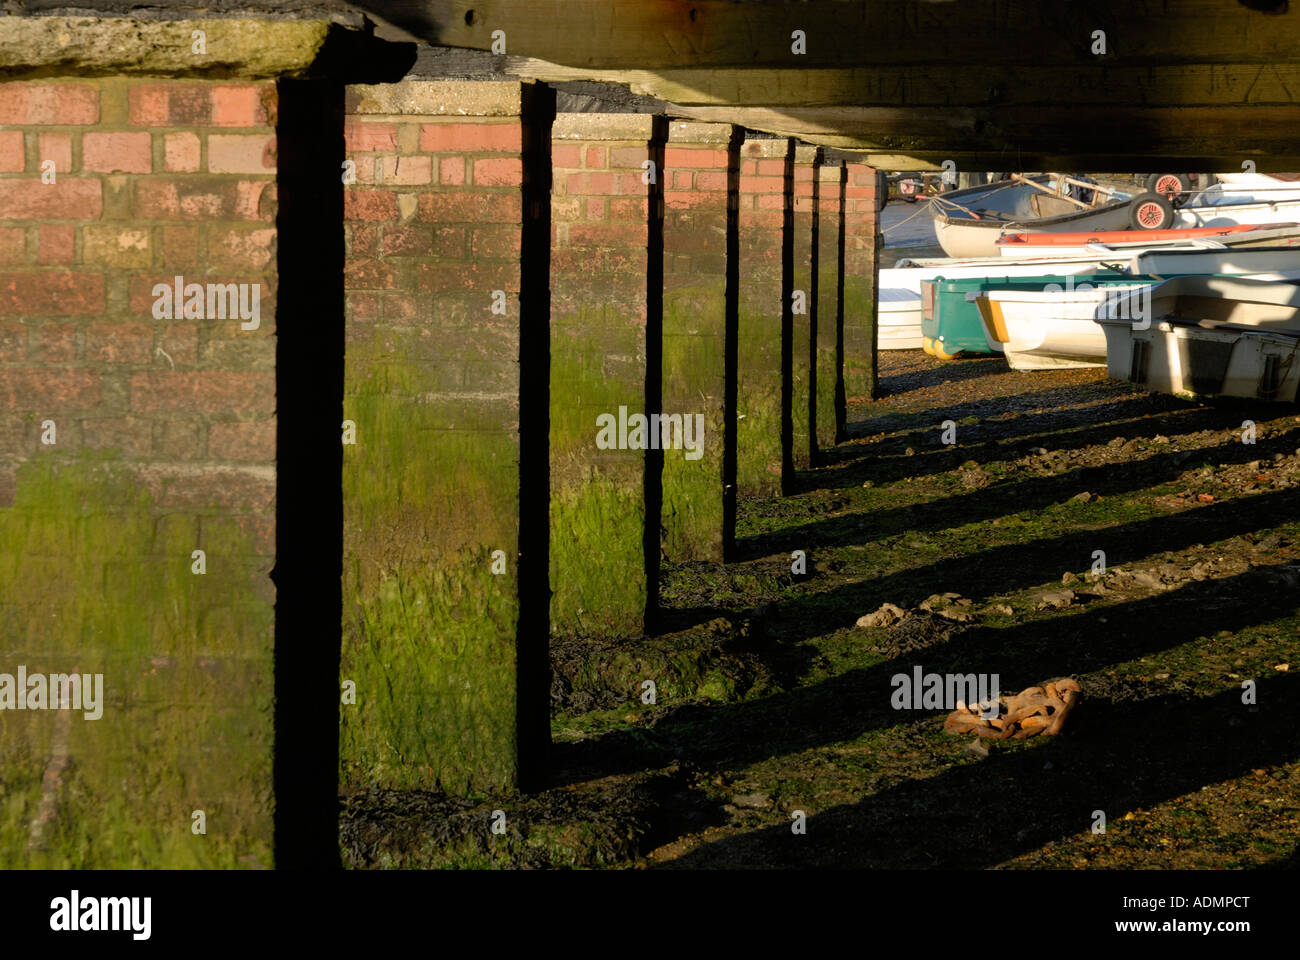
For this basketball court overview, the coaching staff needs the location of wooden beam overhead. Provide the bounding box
[361,1,1300,167]
[360,1,1300,70]
[471,60,1300,110]
[668,103,1300,168]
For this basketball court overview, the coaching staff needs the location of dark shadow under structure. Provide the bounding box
[517,83,557,790]
[272,78,346,869]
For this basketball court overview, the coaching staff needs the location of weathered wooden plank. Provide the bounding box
[482,60,1300,109]
[614,64,1300,108]
[668,104,1300,165]
[357,0,1300,69]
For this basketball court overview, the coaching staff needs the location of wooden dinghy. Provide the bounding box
[929,174,1170,258]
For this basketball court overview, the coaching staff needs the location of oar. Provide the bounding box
[1008,172,1091,210]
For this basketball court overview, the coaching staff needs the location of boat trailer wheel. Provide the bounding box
[1129,191,1175,230]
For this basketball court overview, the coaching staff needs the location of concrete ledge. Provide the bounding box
[345,79,529,117]
[553,112,656,141]
[666,120,734,144]
[819,163,845,182]
[740,135,791,158]
[0,17,334,78]
[795,143,821,164]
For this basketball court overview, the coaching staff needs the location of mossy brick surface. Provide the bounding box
[790,145,820,469]
[340,86,537,794]
[0,458,273,868]
[842,163,879,411]
[340,344,522,794]
[660,127,734,563]
[736,137,791,498]
[549,125,656,638]
[814,164,844,458]
[0,74,278,867]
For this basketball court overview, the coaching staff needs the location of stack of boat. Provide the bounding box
[878,171,1300,401]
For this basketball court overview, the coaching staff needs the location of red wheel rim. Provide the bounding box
[1153,174,1181,197]
[1135,201,1166,228]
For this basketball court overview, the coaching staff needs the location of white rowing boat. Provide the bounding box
[971,280,1156,371]
[1132,246,1300,279]
[928,176,1141,258]
[879,287,924,350]
[1098,276,1300,401]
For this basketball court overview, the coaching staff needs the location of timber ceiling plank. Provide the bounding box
[359,1,1300,69]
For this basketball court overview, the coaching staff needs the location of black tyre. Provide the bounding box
[1128,191,1175,230]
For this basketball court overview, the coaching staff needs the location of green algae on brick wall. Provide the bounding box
[736,291,784,498]
[341,339,521,795]
[842,264,877,414]
[0,457,273,868]
[790,222,816,471]
[815,262,840,457]
[661,284,727,563]
[549,311,649,639]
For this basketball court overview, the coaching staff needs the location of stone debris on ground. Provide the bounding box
[855,602,909,628]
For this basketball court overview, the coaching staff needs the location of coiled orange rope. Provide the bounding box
[943,678,1082,740]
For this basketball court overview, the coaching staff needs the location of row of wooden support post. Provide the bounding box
[340,81,878,797]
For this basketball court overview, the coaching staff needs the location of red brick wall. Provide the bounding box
[339,81,549,793]
[661,121,736,562]
[1,78,277,473]
[0,77,278,867]
[736,135,792,497]
[549,113,661,637]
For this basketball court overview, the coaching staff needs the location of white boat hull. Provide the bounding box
[1132,247,1300,278]
[975,282,1154,371]
[1098,275,1300,401]
[1174,197,1300,228]
[879,297,923,350]
[879,259,1122,299]
[934,200,1134,258]
[1100,322,1300,402]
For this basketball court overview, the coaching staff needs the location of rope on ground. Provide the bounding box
[881,197,939,235]
[943,677,1082,739]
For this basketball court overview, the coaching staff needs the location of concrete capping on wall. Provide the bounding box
[741,134,792,158]
[0,17,337,78]
[795,143,821,165]
[666,120,734,144]
[553,112,657,141]
[818,163,845,182]
[344,79,530,117]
